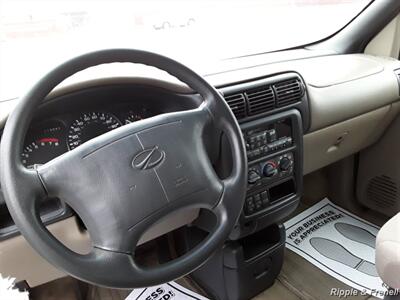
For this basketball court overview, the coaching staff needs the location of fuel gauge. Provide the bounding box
[125,111,144,124]
[123,108,153,124]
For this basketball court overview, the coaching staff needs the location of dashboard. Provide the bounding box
[21,105,156,168]
[1,53,400,288]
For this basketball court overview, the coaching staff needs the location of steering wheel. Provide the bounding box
[0,49,247,288]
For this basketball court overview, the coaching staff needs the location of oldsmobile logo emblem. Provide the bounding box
[132,146,165,170]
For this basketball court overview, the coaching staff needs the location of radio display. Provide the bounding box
[244,117,293,160]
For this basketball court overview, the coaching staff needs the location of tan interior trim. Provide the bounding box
[0,217,91,287]
[306,66,399,132]
[365,14,400,59]
[303,103,400,175]
[0,207,199,287]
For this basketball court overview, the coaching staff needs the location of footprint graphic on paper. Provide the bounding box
[334,222,376,249]
[310,237,378,277]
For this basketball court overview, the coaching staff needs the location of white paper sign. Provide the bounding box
[126,282,209,300]
[284,198,389,299]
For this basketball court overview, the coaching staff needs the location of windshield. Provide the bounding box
[0,0,370,100]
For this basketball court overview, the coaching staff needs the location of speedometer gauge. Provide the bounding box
[67,112,121,150]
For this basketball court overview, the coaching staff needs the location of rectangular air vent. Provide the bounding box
[221,75,305,121]
[273,79,303,107]
[224,93,246,119]
[245,86,275,115]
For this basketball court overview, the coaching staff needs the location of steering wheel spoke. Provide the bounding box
[0,165,47,226]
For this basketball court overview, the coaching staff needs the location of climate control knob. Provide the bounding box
[248,170,261,184]
[279,157,292,171]
[263,162,278,177]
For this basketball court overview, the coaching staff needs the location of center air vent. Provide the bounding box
[222,74,305,121]
[224,93,246,119]
[273,79,303,107]
[245,86,275,115]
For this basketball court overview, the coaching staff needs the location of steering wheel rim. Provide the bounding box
[0,49,247,288]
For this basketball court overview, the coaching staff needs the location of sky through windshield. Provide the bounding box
[0,0,370,100]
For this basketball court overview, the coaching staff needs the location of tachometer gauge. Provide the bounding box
[67,112,121,150]
[21,138,63,168]
[21,121,67,168]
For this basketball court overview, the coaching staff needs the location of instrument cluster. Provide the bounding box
[21,107,155,168]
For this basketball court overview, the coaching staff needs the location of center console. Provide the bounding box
[231,109,303,239]
[180,73,307,300]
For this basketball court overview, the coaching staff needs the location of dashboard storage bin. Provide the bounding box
[184,224,285,300]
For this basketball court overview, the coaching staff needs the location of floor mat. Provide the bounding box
[126,282,209,300]
[284,198,386,299]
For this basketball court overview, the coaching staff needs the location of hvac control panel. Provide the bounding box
[245,152,294,215]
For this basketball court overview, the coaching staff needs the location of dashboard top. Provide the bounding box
[0,53,399,169]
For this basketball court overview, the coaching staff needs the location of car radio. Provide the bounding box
[244,117,293,161]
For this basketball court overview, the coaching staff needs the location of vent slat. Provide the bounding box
[273,79,303,107]
[224,93,246,119]
[249,102,275,109]
[246,89,273,97]
[276,87,301,95]
[275,82,300,90]
[246,93,274,102]
[222,76,304,120]
[245,86,275,115]
[276,94,301,102]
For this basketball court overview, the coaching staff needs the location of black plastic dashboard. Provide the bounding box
[20,83,201,168]
[21,105,157,168]
[0,72,307,240]
[0,83,202,240]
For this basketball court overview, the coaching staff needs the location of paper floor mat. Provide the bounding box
[284,198,388,298]
[126,282,209,300]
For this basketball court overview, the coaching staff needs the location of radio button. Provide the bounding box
[255,201,262,210]
[261,191,269,206]
[267,129,277,142]
[245,196,255,215]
